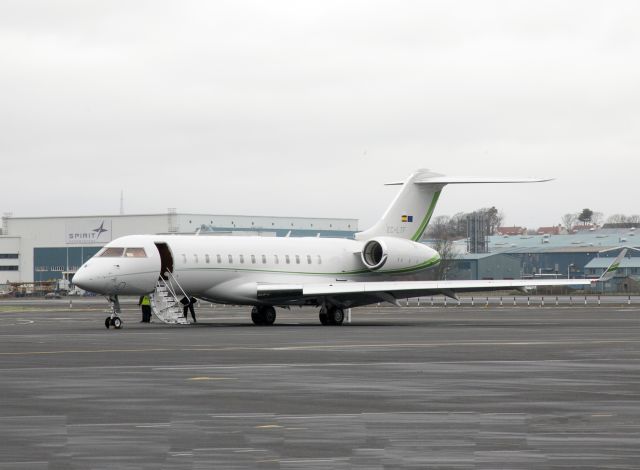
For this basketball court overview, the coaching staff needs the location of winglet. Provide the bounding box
[598,249,628,282]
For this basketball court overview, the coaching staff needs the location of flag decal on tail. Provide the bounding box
[401,215,413,223]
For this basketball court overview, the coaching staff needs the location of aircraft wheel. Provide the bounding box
[251,307,264,325]
[105,317,111,329]
[112,317,123,329]
[327,307,344,326]
[319,312,329,325]
[333,308,345,325]
[262,306,276,326]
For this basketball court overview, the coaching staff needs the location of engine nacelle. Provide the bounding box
[360,237,440,273]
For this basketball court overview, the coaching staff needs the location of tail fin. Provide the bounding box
[598,248,627,282]
[355,169,552,241]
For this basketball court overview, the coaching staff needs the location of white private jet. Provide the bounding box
[72,170,623,329]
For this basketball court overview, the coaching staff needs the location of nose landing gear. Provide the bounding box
[104,295,123,329]
[105,316,123,329]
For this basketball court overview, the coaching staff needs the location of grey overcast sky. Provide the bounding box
[1,0,638,229]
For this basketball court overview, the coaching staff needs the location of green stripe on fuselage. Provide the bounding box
[411,190,441,241]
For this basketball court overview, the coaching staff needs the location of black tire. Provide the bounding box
[319,312,329,325]
[251,307,264,325]
[105,317,111,329]
[262,306,276,326]
[327,308,344,326]
[112,317,122,329]
[333,308,345,325]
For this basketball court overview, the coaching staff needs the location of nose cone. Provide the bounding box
[73,265,104,294]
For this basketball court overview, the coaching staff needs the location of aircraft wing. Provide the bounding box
[258,278,595,308]
[257,250,627,308]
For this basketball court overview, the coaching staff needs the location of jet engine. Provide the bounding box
[360,236,439,272]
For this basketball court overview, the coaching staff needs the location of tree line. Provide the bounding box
[426,206,504,240]
[561,210,640,230]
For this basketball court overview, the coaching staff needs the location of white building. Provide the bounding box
[0,212,358,284]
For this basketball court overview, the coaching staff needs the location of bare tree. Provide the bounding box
[561,213,578,231]
[483,206,504,235]
[427,215,451,240]
[629,215,640,224]
[431,238,458,280]
[591,211,604,226]
[607,214,628,224]
[426,206,505,240]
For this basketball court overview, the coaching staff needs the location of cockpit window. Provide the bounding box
[99,247,125,257]
[124,248,147,258]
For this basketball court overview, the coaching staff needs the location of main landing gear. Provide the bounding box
[251,305,277,326]
[319,306,345,326]
[105,295,123,329]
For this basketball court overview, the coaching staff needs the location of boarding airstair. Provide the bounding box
[150,273,189,325]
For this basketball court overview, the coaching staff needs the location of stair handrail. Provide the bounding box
[165,270,190,301]
[157,275,179,302]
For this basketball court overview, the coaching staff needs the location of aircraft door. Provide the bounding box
[155,242,174,280]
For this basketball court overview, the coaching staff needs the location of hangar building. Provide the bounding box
[0,211,358,284]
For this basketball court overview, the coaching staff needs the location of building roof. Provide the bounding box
[536,226,562,235]
[455,252,520,260]
[497,226,526,235]
[489,229,638,253]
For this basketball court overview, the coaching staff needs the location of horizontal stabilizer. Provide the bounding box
[386,176,553,185]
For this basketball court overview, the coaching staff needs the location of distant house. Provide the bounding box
[497,226,527,236]
[537,225,563,236]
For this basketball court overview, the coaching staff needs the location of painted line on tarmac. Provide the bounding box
[4,357,635,372]
[2,338,640,357]
[187,376,236,381]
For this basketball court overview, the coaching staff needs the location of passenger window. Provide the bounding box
[124,248,147,258]
[99,247,125,257]
[251,255,256,264]
[216,254,221,263]
[317,255,322,265]
[295,255,300,264]
[285,255,290,264]
[182,254,187,264]
[307,255,312,264]
[261,255,266,264]
[239,255,244,264]
[228,254,233,263]
[274,255,279,264]
[194,254,198,263]
[205,254,210,264]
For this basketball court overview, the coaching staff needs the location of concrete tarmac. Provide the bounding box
[1,300,639,469]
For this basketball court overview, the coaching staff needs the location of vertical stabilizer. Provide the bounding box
[355,169,444,241]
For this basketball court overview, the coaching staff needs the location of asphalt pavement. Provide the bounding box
[1,299,639,469]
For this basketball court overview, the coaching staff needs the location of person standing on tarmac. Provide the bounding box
[181,296,197,323]
[138,295,152,323]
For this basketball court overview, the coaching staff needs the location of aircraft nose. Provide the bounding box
[73,265,104,293]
